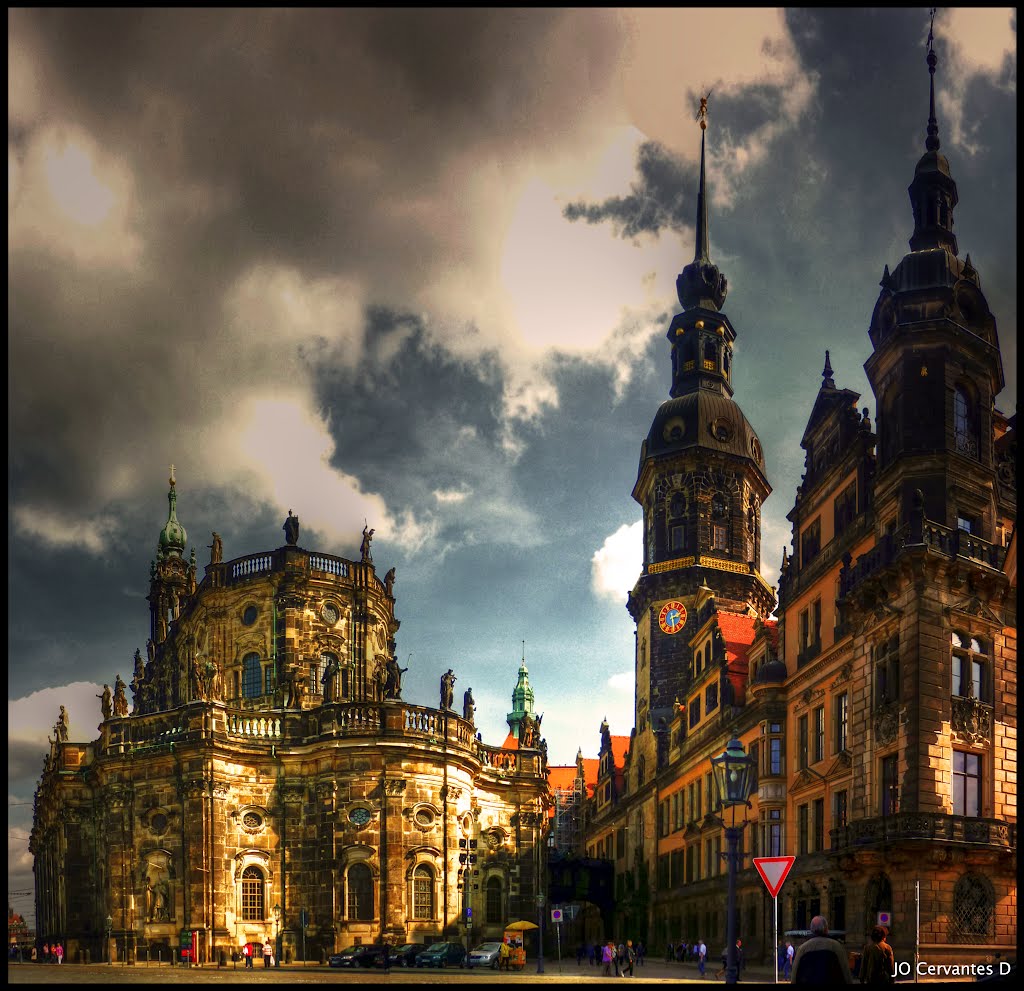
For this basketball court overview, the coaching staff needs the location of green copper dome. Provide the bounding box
[158,468,187,559]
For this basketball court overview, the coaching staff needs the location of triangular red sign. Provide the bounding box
[753,856,795,898]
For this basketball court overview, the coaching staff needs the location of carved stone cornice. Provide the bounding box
[281,786,306,804]
[383,779,407,797]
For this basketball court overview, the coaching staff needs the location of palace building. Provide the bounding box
[30,485,549,964]
[580,30,1015,969]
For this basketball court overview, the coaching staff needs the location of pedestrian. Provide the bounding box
[791,916,853,984]
[625,939,635,977]
[667,940,674,962]
[262,938,273,968]
[54,943,64,965]
[784,940,795,981]
[697,938,707,978]
[858,925,895,985]
[588,941,596,966]
[602,940,614,976]
[243,942,253,968]
[43,942,49,964]
[499,939,510,971]
[636,940,645,966]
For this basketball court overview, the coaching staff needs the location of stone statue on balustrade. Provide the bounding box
[384,567,396,597]
[97,685,112,721]
[384,655,408,700]
[113,675,129,717]
[283,510,300,546]
[440,668,456,710]
[55,705,70,742]
[463,687,476,724]
[208,531,223,564]
[360,525,375,563]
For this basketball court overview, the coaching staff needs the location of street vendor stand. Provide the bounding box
[503,920,537,971]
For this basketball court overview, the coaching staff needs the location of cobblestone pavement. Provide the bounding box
[7,959,782,985]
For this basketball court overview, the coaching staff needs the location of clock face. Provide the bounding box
[658,600,688,635]
[322,603,339,626]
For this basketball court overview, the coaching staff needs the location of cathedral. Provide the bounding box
[580,26,1015,971]
[30,483,549,964]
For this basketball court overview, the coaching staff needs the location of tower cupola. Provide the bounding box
[157,466,187,559]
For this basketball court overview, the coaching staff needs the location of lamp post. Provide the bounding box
[535,891,545,974]
[711,736,754,987]
[105,916,113,965]
[273,904,281,968]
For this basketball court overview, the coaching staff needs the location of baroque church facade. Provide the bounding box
[580,31,1015,970]
[30,484,549,964]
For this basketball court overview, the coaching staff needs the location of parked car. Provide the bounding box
[328,946,362,968]
[468,941,503,969]
[353,945,389,968]
[389,943,430,967]
[415,941,468,968]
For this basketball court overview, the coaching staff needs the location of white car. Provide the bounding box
[468,941,503,969]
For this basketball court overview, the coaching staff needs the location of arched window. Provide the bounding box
[412,864,434,919]
[954,386,978,458]
[704,643,712,672]
[669,492,687,552]
[241,865,264,921]
[704,340,717,365]
[637,756,646,788]
[953,873,994,942]
[242,653,262,698]
[485,876,503,925]
[346,863,373,921]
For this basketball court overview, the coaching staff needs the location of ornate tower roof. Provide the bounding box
[157,466,187,560]
[506,645,536,740]
[907,11,958,255]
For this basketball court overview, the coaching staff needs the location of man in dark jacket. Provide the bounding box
[792,916,853,984]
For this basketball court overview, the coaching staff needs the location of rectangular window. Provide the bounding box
[705,682,718,714]
[705,772,714,814]
[695,844,701,879]
[800,517,821,565]
[704,838,713,879]
[670,525,686,551]
[713,836,721,876]
[263,665,276,695]
[748,741,759,793]
[616,828,626,859]
[798,804,809,855]
[309,662,321,695]
[953,751,982,817]
[689,698,701,728]
[875,635,900,703]
[834,481,857,537]
[952,636,988,701]
[881,754,899,816]
[712,524,728,551]
[814,706,825,763]
[957,515,976,534]
[833,790,848,830]
[769,820,782,857]
[834,692,848,753]
[770,737,783,775]
[798,715,809,770]
[686,846,694,883]
[695,785,702,822]
[813,797,825,852]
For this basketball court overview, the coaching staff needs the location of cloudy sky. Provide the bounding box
[8,8,1015,924]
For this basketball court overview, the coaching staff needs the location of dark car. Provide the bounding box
[328,946,362,968]
[415,941,468,968]
[389,943,430,967]
[353,945,389,968]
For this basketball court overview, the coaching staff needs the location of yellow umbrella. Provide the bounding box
[504,920,539,931]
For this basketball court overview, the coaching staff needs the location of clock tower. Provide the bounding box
[628,105,774,736]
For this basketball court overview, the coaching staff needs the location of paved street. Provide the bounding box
[8,959,784,985]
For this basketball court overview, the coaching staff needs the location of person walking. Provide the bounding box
[666,940,674,963]
[601,940,614,977]
[636,940,645,966]
[243,942,253,968]
[859,925,895,985]
[697,938,707,978]
[625,939,635,977]
[499,939,510,972]
[54,943,64,965]
[262,938,273,968]
[791,916,853,984]
[784,940,795,981]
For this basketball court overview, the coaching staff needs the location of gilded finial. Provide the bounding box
[696,89,712,131]
[169,464,176,487]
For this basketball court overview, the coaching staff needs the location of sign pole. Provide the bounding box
[773,894,778,985]
[557,921,561,973]
[752,856,795,986]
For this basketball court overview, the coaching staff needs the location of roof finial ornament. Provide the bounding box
[169,464,176,488]
[822,350,835,389]
[925,8,940,153]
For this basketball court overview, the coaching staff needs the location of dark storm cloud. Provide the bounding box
[563,140,698,240]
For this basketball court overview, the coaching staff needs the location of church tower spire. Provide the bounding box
[908,9,958,254]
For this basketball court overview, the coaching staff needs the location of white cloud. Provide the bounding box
[10,505,120,555]
[591,521,643,602]
[608,670,635,692]
[9,680,105,754]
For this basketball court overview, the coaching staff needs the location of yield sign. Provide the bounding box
[753,856,795,898]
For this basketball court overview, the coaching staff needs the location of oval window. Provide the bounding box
[242,605,258,626]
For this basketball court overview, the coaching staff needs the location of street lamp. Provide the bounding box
[535,891,545,974]
[105,916,113,965]
[273,904,281,968]
[711,737,754,986]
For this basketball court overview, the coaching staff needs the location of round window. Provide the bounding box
[242,811,263,829]
[348,808,372,827]
[242,605,258,626]
[322,603,339,626]
[414,808,436,828]
[150,812,168,835]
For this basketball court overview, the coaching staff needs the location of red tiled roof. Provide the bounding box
[501,731,520,751]
[611,735,630,768]
[547,765,578,791]
[717,611,758,700]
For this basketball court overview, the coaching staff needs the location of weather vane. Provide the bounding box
[927,8,936,50]
[696,89,712,130]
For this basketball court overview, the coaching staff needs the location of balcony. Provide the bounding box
[831,813,1014,852]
